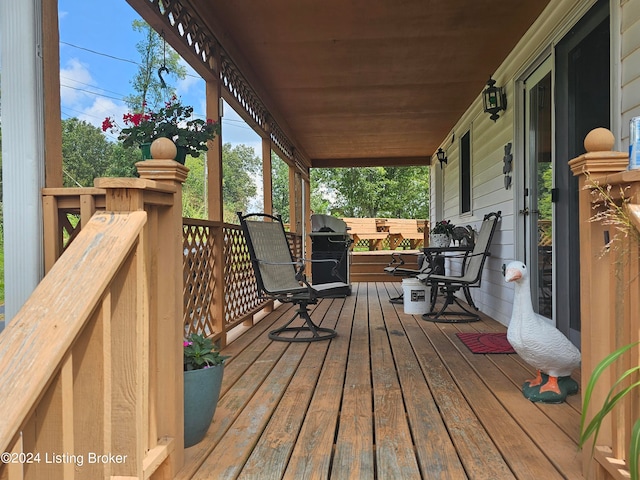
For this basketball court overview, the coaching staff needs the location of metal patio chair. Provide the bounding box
[383,252,433,303]
[417,211,501,323]
[239,212,350,342]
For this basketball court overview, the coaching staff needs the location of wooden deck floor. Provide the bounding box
[178,282,583,480]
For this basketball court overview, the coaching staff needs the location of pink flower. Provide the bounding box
[102,117,114,132]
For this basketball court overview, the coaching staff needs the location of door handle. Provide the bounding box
[519,207,529,215]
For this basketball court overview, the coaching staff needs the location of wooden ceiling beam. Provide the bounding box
[311,156,431,169]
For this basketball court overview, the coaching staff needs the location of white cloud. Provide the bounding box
[60,58,95,107]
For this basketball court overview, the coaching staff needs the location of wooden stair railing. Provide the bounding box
[1,159,188,479]
[569,128,640,480]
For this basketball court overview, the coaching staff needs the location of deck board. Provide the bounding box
[179,282,583,480]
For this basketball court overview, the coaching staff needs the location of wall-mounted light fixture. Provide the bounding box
[482,76,507,122]
[436,148,447,169]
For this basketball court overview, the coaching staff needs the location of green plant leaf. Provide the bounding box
[579,341,640,480]
[581,366,640,443]
[580,342,639,446]
[631,418,640,480]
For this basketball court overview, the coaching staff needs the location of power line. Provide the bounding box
[60,74,127,98]
[61,40,201,79]
[61,83,124,102]
[60,41,139,65]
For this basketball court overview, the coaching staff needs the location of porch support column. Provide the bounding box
[262,136,273,215]
[206,79,223,221]
[303,175,311,260]
[568,128,628,477]
[0,0,47,322]
[288,166,297,232]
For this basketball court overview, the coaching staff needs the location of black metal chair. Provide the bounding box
[383,252,433,304]
[239,212,349,342]
[417,211,501,323]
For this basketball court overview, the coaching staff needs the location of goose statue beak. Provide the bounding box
[505,268,522,282]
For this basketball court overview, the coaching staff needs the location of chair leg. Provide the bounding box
[462,286,478,310]
[269,302,337,342]
[422,285,480,323]
[389,292,404,304]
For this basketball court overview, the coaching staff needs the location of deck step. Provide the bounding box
[350,251,420,282]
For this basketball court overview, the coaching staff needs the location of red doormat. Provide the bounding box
[456,332,516,354]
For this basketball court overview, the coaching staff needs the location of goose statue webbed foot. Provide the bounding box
[522,373,579,403]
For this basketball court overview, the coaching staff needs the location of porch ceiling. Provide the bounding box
[133,1,551,167]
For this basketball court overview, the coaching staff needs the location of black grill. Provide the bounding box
[309,215,352,294]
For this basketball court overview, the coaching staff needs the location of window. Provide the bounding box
[460,130,472,214]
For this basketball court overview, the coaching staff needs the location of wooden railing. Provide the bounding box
[569,128,640,480]
[42,187,106,273]
[43,190,303,347]
[0,160,187,479]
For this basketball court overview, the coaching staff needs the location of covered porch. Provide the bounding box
[180,283,582,479]
[0,0,638,479]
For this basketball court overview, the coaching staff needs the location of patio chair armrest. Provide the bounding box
[256,258,307,281]
[295,256,345,283]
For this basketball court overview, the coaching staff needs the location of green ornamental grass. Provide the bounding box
[579,342,640,480]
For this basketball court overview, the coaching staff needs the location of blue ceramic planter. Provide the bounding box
[184,364,224,448]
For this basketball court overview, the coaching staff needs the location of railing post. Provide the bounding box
[95,138,189,477]
[135,145,189,475]
[568,127,629,477]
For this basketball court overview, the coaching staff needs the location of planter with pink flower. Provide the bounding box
[102,96,220,164]
[183,333,228,448]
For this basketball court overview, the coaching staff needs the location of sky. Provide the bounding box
[57,0,262,153]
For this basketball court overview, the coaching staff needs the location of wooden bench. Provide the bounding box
[343,217,388,250]
[385,218,425,250]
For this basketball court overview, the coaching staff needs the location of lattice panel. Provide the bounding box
[183,222,216,337]
[223,226,264,326]
[270,121,293,161]
[286,232,303,259]
[60,211,82,253]
[220,55,269,131]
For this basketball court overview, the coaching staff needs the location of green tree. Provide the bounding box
[311,166,430,219]
[62,118,115,187]
[183,155,206,219]
[125,20,187,112]
[222,143,260,222]
[271,154,290,222]
[104,143,140,179]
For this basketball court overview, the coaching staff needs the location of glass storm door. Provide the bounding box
[524,57,553,320]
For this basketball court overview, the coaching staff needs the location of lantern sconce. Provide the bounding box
[483,76,507,122]
[436,148,448,169]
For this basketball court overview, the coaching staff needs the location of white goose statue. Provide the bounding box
[504,261,581,403]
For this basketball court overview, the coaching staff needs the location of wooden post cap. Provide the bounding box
[569,127,628,176]
[583,128,615,152]
[150,137,177,160]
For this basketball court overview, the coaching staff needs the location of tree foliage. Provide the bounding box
[271,154,290,222]
[311,166,430,219]
[222,143,260,222]
[62,118,116,187]
[124,20,186,112]
[183,154,206,219]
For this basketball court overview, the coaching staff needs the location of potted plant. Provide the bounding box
[430,219,455,248]
[102,96,220,164]
[183,333,229,448]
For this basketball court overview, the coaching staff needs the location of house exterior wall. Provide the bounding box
[429,0,631,326]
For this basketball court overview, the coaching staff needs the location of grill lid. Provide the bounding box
[310,214,348,234]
